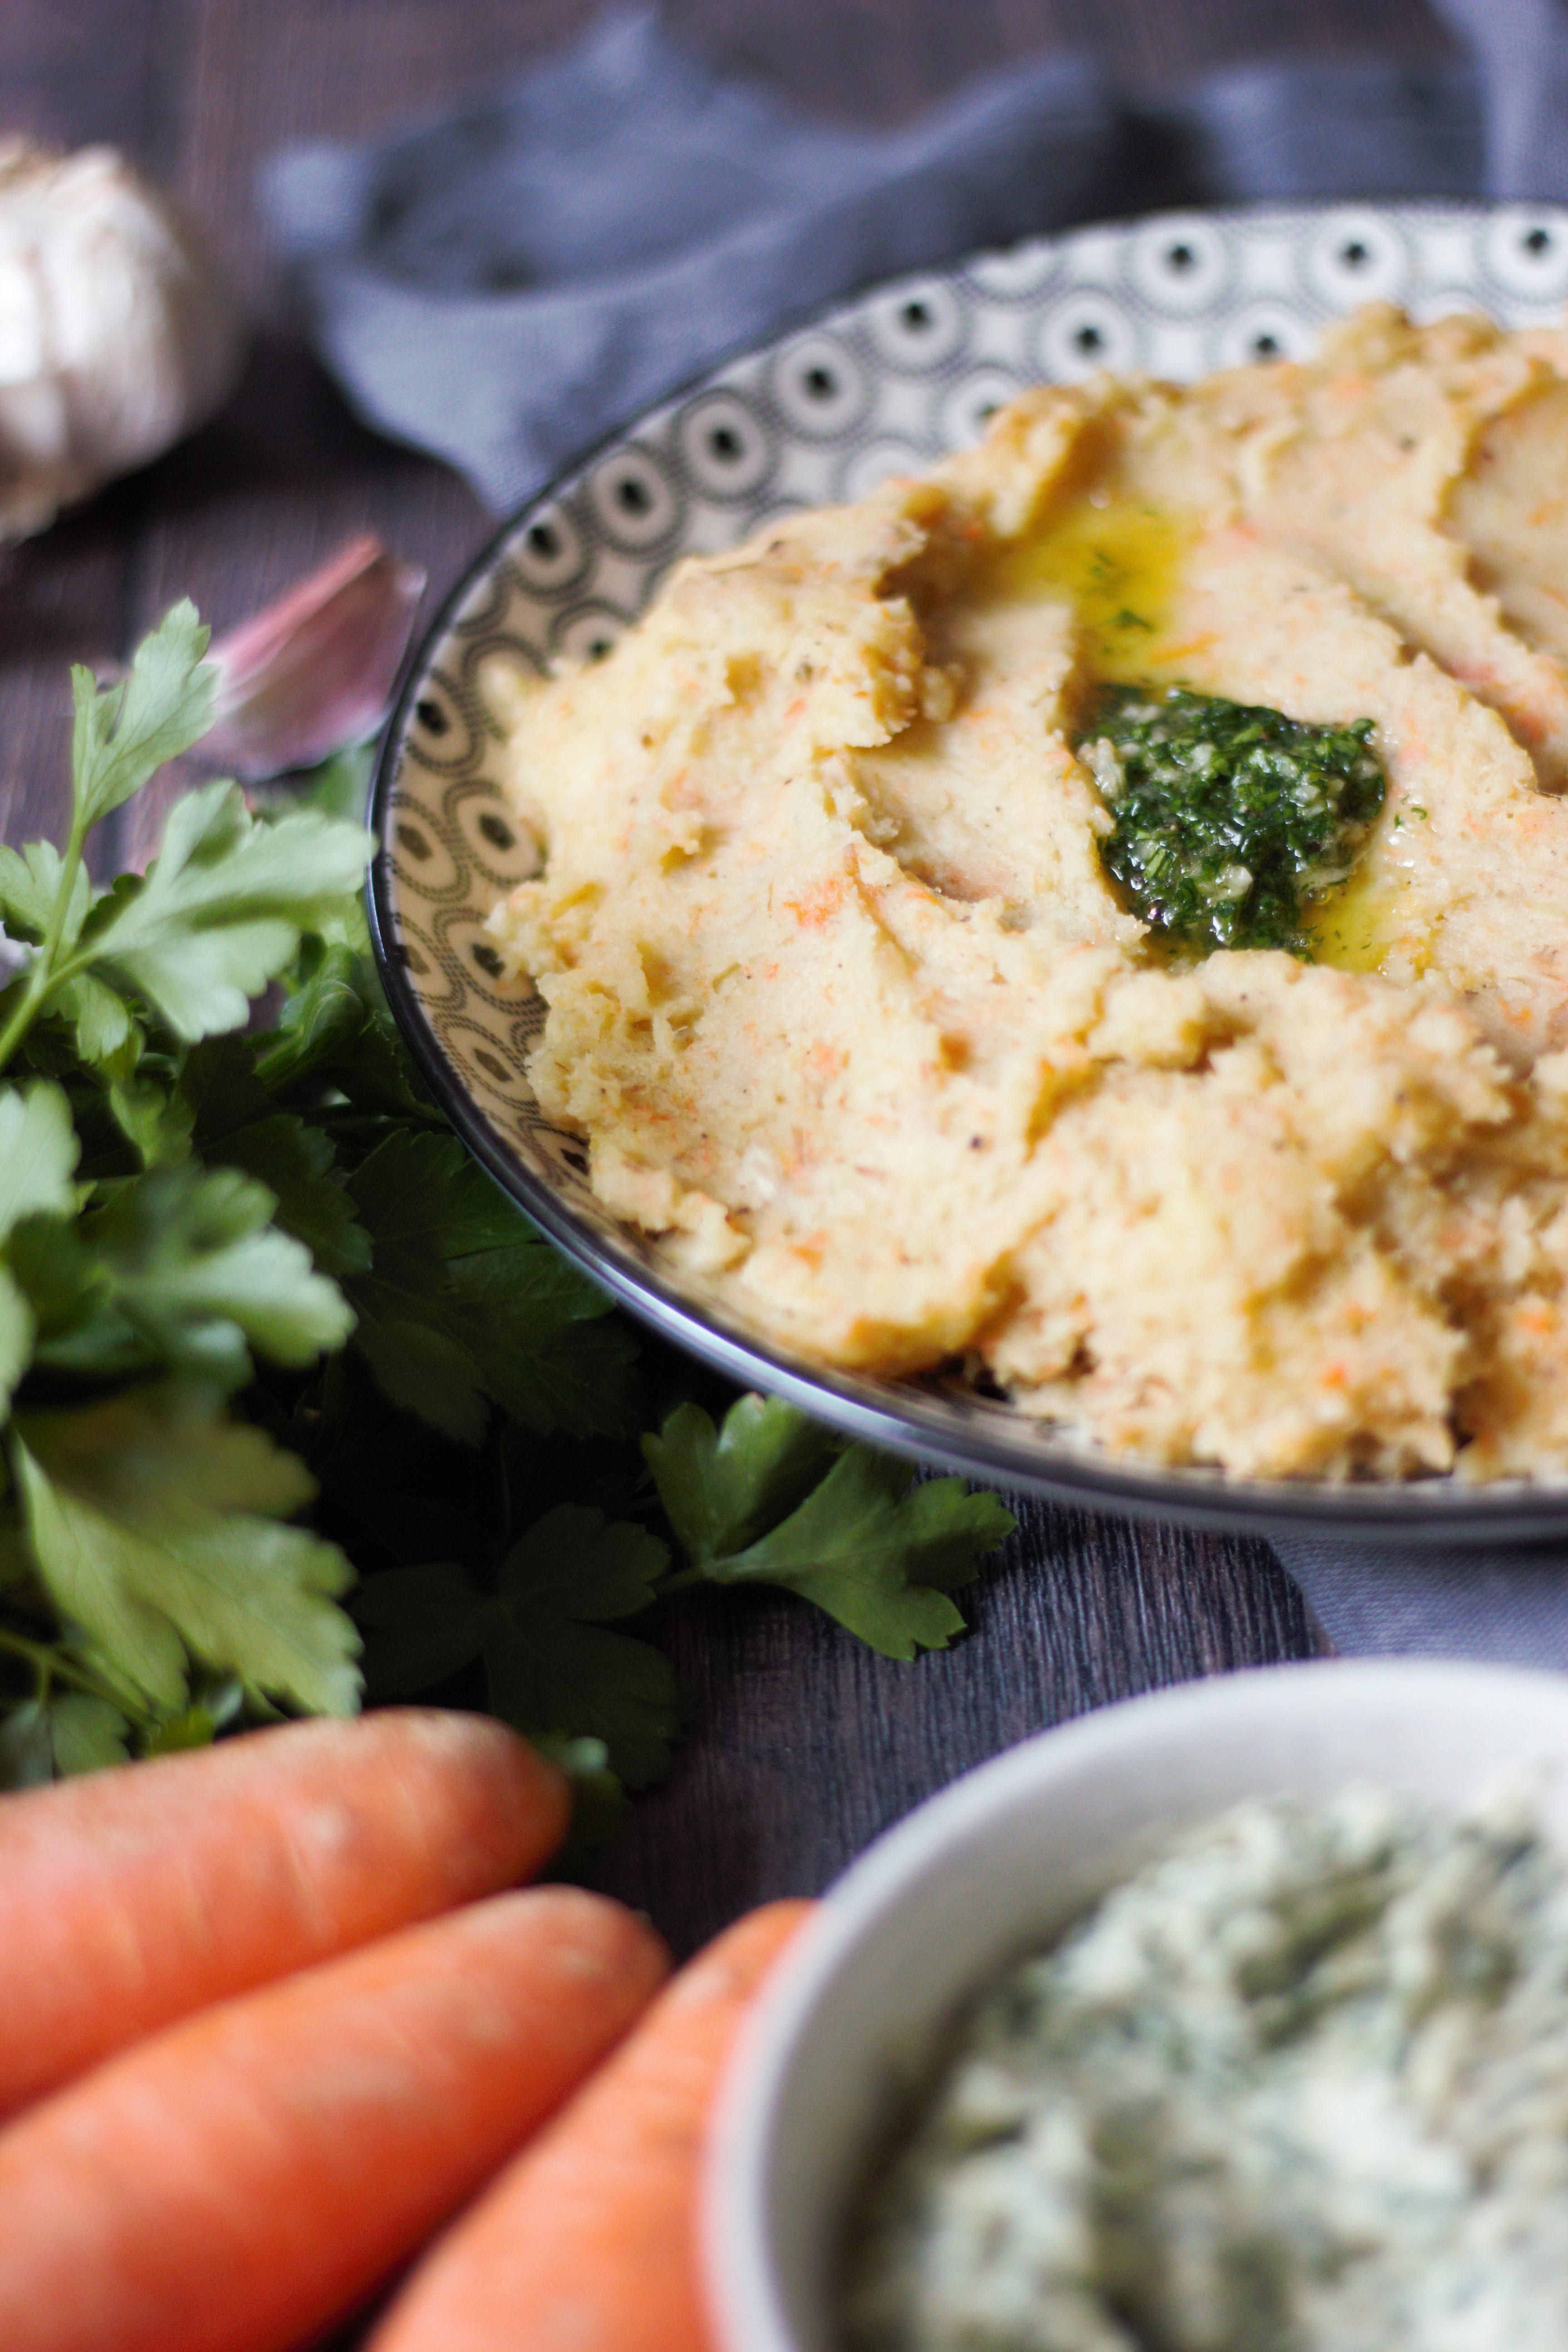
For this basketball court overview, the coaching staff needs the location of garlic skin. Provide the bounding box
[205,534,427,779]
[0,140,241,541]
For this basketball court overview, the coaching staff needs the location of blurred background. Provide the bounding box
[0,0,1460,833]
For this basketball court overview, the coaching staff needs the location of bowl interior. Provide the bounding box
[369,200,1568,1540]
[705,1660,1568,2352]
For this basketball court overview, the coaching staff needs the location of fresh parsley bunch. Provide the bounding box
[0,605,1012,1793]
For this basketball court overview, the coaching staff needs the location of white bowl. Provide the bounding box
[704,1658,1568,2352]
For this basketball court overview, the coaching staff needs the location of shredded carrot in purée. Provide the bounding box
[784,878,845,927]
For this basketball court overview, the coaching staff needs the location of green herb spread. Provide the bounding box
[844,1789,1568,2352]
[1079,687,1385,955]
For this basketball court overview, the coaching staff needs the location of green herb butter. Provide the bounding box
[1079,687,1386,956]
[845,1790,1568,2352]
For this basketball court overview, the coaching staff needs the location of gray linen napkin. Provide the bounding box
[265,0,1568,1661]
[263,10,1504,511]
[1431,0,1568,197]
[262,11,1118,514]
[1275,1542,1568,1666]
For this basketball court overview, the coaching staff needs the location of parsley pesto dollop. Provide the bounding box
[1079,687,1385,955]
[844,1790,1568,2352]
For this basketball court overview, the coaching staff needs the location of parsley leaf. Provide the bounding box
[642,1391,839,1556]
[55,972,137,1072]
[354,1562,492,1697]
[79,781,374,1042]
[20,1163,354,1390]
[716,1452,1014,1658]
[208,1114,372,1281]
[0,1700,55,1788]
[647,1396,1015,1659]
[105,1066,197,1170]
[0,842,90,951]
[13,1385,359,1718]
[0,607,372,1097]
[0,1281,28,1426]
[0,1083,79,1234]
[0,1083,80,1411]
[0,1697,129,1788]
[343,1132,639,1445]
[48,1692,134,1773]
[254,937,379,1092]
[356,1505,678,1786]
[486,1507,677,1788]
[70,600,217,830]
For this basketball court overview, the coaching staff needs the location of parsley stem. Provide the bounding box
[0,810,89,1079]
[0,958,50,1078]
[660,1565,706,1592]
[0,1623,140,1717]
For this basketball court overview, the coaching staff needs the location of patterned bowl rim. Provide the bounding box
[368,198,1568,1544]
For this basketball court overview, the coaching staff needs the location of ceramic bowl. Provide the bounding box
[703,1658,1568,2352]
[368,199,1568,1542]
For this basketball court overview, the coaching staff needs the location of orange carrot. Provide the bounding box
[0,1884,669,2352]
[370,1897,817,2352]
[0,1708,570,2115]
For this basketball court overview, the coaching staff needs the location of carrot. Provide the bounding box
[0,1708,569,2116]
[369,1897,817,2352]
[0,1883,669,2352]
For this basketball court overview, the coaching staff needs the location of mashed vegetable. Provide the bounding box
[845,1789,1568,2352]
[490,304,1568,1481]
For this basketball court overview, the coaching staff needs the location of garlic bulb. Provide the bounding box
[0,140,241,541]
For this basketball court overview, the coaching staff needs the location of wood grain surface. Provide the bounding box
[0,0,1445,1955]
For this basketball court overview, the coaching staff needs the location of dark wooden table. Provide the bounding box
[0,0,1455,1954]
